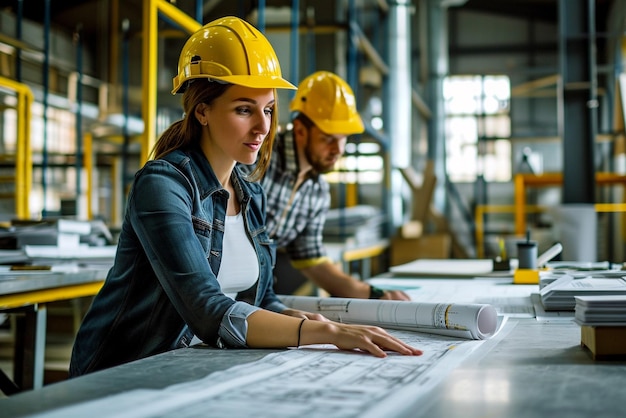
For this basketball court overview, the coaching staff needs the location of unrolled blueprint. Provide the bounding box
[31,326,510,418]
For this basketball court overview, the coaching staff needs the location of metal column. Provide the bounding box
[13,305,47,390]
[290,0,300,88]
[385,0,412,228]
[423,0,449,216]
[559,0,597,203]
[74,26,84,218]
[41,0,51,216]
[556,0,598,261]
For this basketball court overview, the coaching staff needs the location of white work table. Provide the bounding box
[1,271,624,417]
[0,318,622,418]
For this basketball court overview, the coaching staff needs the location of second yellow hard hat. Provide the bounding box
[290,71,364,135]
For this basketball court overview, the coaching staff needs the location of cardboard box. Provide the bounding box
[580,325,626,360]
[390,233,451,266]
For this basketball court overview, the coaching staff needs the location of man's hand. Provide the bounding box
[380,289,411,301]
[301,261,415,300]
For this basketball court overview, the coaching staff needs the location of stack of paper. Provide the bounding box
[546,261,617,271]
[539,274,626,310]
[575,295,626,326]
[539,269,626,289]
[389,258,516,278]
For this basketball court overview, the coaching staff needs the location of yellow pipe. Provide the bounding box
[15,91,26,219]
[0,282,104,310]
[111,157,120,226]
[141,0,159,165]
[345,182,358,207]
[475,203,548,259]
[474,205,485,258]
[0,76,33,92]
[156,0,201,34]
[476,201,626,259]
[594,203,626,212]
[140,1,201,165]
[0,76,33,219]
[514,174,526,236]
[24,90,33,219]
[515,172,626,235]
[84,132,93,219]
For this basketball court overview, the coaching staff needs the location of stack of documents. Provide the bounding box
[389,258,516,278]
[539,268,626,289]
[575,295,626,326]
[546,261,617,271]
[540,274,626,310]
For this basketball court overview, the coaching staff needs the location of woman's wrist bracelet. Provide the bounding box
[296,318,306,347]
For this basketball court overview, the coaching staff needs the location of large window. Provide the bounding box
[444,75,511,182]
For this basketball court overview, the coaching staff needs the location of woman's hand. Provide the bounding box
[302,320,423,358]
[248,310,422,357]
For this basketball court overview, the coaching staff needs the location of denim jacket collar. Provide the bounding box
[166,145,251,205]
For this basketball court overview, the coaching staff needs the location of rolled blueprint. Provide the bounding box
[279,296,499,340]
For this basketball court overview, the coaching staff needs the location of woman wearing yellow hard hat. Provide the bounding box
[69,17,422,377]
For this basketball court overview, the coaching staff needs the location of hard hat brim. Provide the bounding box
[315,119,365,136]
[217,75,297,90]
[171,75,296,95]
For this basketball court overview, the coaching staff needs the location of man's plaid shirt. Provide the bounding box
[260,131,330,267]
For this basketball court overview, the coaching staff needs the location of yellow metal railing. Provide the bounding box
[474,204,548,259]
[476,175,626,258]
[0,281,104,310]
[0,76,33,219]
[514,172,626,236]
[84,132,93,219]
[141,0,201,164]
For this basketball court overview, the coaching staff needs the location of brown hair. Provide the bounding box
[151,79,278,182]
[293,113,315,130]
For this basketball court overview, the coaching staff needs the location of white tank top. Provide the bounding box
[191,212,259,346]
[216,212,259,299]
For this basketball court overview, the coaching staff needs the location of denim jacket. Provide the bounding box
[69,146,286,377]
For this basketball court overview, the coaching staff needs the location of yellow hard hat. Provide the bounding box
[172,16,296,94]
[290,71,364,135]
